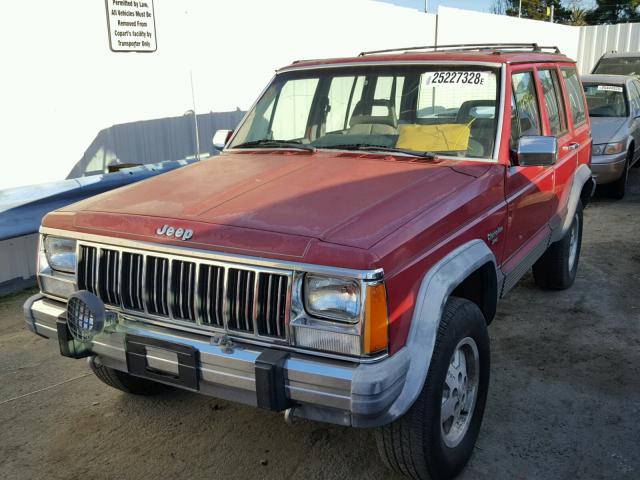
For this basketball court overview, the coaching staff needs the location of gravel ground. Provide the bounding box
[1,171,639,480]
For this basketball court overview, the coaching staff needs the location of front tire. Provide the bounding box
[89,357,170,395]
[376,297,490,480]
[532,200,583,290]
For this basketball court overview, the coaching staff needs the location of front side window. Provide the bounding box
[583,83,628,117]
[230,66,500,160]
[561,68,587,127]
[538,69,567,136]
[511,71,541,140]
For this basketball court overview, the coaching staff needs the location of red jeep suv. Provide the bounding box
[25,44,593,479]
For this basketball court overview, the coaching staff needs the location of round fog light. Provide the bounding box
[66,291,106,342]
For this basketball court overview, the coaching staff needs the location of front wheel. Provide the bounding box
[375,297,490,480]
[89,357,171,395]
[532,200,583,290]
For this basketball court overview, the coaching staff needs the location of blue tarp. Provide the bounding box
[0,159,197,241]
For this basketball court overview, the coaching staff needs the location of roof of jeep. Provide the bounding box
[279,46,574,72]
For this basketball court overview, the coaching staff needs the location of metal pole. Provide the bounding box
[189,71,200,161]
[424,0,428,13]
[550,4,554,23]
[518,0,522,17]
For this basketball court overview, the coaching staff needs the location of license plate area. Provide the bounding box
[125,335,199,391]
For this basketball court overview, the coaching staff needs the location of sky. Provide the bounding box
[379,0,597,14]
[379,0,493,13]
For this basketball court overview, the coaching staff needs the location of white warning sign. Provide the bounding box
[106,0,157,52]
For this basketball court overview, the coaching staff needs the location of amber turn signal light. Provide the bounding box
[363,283,389,355]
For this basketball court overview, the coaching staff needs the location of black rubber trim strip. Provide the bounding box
[23,293,49,338]
[255,349,291,411]
[125,334,199,391]
[56,315,92,359]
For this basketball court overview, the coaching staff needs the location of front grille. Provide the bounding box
[146,256,169,316]
[226,268,256,333]
[170,260,196,321]
[198,264,224,327]
[257,273,288,338]
[77,244,291,340]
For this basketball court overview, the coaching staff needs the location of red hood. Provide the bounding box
[52,150,485,256]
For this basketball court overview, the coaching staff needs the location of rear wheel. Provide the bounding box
[532,201,583,290]
[375,297,490,480]
[89,357,170,395]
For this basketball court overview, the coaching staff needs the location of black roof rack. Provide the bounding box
[358,43,562,57]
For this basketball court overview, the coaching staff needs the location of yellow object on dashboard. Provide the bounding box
[396,123,472,152]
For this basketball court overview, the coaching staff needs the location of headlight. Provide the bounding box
[44,236,77,273]
[304,274,361,322]
[604,142,625,154]
[593,142,624,155]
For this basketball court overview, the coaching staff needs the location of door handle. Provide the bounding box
[563,142,580,151]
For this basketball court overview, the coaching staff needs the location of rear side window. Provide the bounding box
[627,81,640,113]
[538,69,567,136]
[561,68,587,127]
[511,72,541,141]
[593,56,640,76]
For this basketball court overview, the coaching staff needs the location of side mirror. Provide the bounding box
[516,136,557,166]
[212,129,233,150]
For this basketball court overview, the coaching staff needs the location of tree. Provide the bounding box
[503,0,571,23]
[566,0,588,25]
[490,0,508,14]
[569,7,588,25]
[585,0,640,25]
[491,0,639,25]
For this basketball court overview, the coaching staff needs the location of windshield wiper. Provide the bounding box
[320,144,436,158]
[233,139,316,152]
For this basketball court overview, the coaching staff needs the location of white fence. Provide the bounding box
[3,2,640,293]
[0,0,437,190]
[2,1,640,191]
[437,7,579,60]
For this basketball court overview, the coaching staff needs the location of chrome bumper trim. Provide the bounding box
[25,297,407,426]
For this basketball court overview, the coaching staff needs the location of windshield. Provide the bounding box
[593,57,640,76]
[583,83,628,117]
[229,66,500,159]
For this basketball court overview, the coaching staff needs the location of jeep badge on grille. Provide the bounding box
[156,224,194,241]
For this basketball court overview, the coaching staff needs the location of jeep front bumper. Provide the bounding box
[24,294,409,427]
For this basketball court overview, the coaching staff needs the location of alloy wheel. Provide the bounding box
[441,337,480,448]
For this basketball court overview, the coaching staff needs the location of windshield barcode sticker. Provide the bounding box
[597,85,623,92]
[425,71,490,87]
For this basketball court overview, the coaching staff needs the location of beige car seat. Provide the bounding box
[346,99,398,135]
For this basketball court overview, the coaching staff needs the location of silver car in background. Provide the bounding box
[582,74,640,198]
[591,52,640,77]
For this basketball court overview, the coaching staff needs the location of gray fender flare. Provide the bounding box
[552,163,593,242]
[352,239,497,426]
